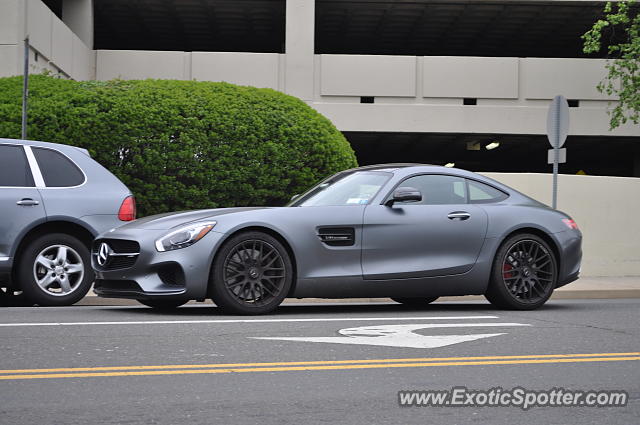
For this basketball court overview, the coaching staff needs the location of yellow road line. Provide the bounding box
[1,352,638,374]
[1,356,638,380]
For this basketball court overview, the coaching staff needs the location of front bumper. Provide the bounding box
[92,227,227,301]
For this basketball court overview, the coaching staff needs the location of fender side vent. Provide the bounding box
[317,227,355,246]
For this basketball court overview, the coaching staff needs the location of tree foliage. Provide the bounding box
[0,76,358,216]
[583,0,640,129]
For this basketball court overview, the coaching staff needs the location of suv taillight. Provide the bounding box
[562,218,579,230]
[118,196,136,221]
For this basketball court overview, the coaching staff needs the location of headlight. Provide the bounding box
[155,221,217,252]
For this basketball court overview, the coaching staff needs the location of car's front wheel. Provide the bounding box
[17,233,93,306]
[485,233,557,310]
[210,231,293,315]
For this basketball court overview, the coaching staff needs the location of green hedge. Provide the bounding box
[0,76,358,216]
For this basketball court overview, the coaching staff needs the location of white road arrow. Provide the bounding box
[253,322,531,349]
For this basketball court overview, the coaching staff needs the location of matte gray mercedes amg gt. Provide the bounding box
[93,164,582,314]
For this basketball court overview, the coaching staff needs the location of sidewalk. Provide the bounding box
[77,276,640,306]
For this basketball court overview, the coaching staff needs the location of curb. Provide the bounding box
[74,290,640,307]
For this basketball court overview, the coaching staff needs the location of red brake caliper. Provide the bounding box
[503,263,513,279]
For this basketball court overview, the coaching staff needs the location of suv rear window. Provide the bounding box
[0,145,35,187]
[32,147,85,187]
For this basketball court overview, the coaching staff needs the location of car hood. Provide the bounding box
[118,207,271,231]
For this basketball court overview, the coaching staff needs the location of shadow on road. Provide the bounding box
[101,300,572,318]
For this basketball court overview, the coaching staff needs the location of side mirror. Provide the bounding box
[290,194,300,201]
[386,186,422,206]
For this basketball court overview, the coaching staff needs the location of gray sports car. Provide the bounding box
[92,164,582,314]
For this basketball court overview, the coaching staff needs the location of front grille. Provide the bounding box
[93,239,140,270]
[105,256,138,270]
[100,239,140,253]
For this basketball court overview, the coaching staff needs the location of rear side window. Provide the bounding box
[396,174,467,205]
[32,147,85,187]
[467,179,508,203]
[0,145,34,187]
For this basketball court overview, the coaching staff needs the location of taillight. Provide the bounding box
[118,195,136,221]
[562,218,579,230]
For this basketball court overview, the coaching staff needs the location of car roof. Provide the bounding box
[348,163,529,198]
[0,138,90,156]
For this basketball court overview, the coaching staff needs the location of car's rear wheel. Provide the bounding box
[210,231,293,315]
[391,297,439,306]
[485,233,557,310]
[137,299,188,310]
[17,233,93,306]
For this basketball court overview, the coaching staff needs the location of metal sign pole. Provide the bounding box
[546,95,569,210]
[552,106,560,209]
[21,36,29,140]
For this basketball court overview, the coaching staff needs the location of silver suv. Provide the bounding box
[0,138,134,306]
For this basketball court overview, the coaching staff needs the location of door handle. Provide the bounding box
[448,211,470,220]
[16,198,39,206]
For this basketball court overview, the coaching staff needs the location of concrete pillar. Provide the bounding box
[0,0,24,77]
[62,0,93,48]
[285,0,314,101]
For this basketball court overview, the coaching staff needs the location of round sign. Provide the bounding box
[546,95,570,148]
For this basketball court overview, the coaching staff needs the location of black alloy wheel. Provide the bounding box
[485,233,557,310]
[210,232,292,315]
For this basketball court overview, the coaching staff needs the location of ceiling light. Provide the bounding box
[485,142,500,150]
[466,141,481,151]
[444,163,455,168]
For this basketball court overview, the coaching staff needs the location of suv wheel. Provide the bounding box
[17,233,93,306]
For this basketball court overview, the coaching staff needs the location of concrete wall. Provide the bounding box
[0,0,95,80]
[483,173,640,277]
[94,50,639,137]
[422,57,519,99]
[27,0,95,80]
[312,55,638,137]
[0,0,22,78]
[2,0,639,138]
[320,55,416,97]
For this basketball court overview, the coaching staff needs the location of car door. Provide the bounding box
[28,146,88,216]
[361,173,488,279]
[0,144,46,263]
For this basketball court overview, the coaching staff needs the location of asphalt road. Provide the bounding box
[1,299,639,425]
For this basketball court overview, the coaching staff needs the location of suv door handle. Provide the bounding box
[448,211,470,220]
[16,198,40,206]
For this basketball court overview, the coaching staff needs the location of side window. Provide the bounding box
[397,174,467,205]
[0,145,35,187]
[32,147,85,187]
[467,179,508,203]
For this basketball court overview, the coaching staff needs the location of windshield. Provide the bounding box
[290,171,391,207]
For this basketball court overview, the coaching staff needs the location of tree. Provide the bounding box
[583,0,639,129]
[0,76,358,216]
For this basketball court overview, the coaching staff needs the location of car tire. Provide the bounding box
[391,297,439,306]
[210,231,293,315]
[137,299,188,310]
[17,233,93,306]
[485,233,557,310]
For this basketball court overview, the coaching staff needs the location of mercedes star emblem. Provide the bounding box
[97,242,113,267]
